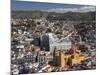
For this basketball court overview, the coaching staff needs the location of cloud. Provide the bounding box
[46,6,96,13]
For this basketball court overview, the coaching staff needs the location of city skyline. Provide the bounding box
[11,1,96,74]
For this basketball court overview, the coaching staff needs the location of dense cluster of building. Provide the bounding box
[11,17,96,75]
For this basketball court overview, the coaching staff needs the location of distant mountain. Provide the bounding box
[45,6,96,13]
[11,10,48,19]
[11,10,96,21]
[46,11,96,21]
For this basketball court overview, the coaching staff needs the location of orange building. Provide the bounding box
[69,47,85,65]
[71,52,84,65]
[53,50,67,67]
[58,51,66,67]
[53,47,85,67]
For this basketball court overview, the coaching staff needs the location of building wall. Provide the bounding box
[50,42,71,52]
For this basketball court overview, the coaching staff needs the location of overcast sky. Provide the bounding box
[11,0,96,12]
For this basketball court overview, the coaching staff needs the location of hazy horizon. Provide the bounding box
[11,0,96,13]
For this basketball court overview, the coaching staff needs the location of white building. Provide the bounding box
[50,42,71,51]
[48,33,71,52]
